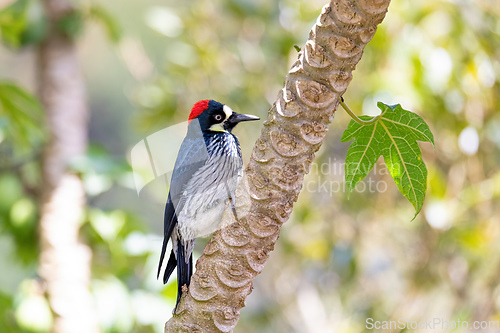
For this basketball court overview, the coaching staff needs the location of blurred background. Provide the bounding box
[0,0,499,332]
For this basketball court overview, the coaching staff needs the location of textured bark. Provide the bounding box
[165,0,390,331]
[37,1,99,332]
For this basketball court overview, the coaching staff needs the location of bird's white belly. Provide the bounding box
[177,187,234,240]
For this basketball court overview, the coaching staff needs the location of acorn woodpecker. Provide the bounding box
[157,99,259,309]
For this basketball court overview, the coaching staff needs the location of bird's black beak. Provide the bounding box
[227,112,260,125]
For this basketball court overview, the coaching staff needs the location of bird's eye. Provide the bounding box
[214,114,223,121]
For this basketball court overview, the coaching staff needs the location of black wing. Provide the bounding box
[156,193,176,280]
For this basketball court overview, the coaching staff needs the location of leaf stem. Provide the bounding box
[339,97,378,125]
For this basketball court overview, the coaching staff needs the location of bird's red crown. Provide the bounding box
[188,100,210,123]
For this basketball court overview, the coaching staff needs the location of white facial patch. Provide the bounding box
[223,105,233,119]
[209,105,233,132]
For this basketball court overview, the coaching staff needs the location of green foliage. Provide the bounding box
[0,83,41,266]
[0,174,38,265]
[1,0,499,331]
[88,5,121,43]
[341,102,434,218]
[133,0,303,131]
[0,0,30,48]
[0,0,46,48]
[0,82,45,153]
[0,292,22,332]
[52,4,122,41]
[69,145,132,196]
[0,0,121,45]
[57,10,84,38]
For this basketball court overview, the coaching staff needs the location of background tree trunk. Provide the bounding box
[165,0,390,331]
[37,0,99,332]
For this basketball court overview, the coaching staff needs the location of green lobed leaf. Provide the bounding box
[341,102,434,219]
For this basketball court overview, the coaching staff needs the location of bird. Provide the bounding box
[157,99,259,310]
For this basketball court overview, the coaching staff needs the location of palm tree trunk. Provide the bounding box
[165,0,391,331]
[37,1,99,332]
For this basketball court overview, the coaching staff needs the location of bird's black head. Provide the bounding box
[188,100,259,133]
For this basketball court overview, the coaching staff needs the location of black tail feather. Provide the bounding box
[188,253,193,282]
[157,237,168,279]
[159,196,196,309]
[157,196,177,279]
[176,241,192,306]
[162,251,177,284]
